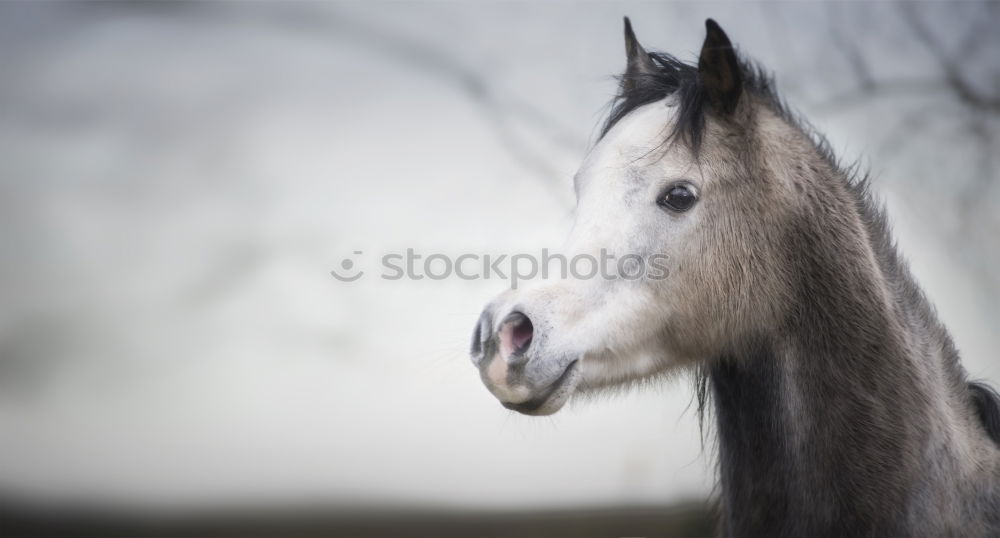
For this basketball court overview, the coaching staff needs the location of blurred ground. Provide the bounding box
[0,501,713,538]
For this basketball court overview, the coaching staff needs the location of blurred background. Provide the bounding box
[0,1,997,536]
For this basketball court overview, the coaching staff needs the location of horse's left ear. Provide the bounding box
[698,19,742,115]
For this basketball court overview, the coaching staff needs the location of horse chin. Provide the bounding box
[499,360,582,416]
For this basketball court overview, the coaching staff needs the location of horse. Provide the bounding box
[468,17,1000,537]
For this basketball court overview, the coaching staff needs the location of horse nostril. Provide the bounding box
[499,311,533,365]
[470,311,491,365]
[471,323,482,355]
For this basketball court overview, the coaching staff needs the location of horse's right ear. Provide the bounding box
[623,17,657,92]
[698,19,743,115]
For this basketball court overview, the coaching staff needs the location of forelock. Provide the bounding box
[601,51,781,155]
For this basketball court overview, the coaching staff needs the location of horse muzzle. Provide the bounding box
[470,308,581,416]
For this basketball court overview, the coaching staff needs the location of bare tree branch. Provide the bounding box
[812,77,947,112]
[214,5,584,207]
[826,2,875,92]
[900,3,1000,113]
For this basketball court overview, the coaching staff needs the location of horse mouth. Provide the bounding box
[501,360,581,416]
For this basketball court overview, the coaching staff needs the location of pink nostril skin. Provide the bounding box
[498,312,533,364]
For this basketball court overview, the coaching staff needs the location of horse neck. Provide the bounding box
[707,192,984,536]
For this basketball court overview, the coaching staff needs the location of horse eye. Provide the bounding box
[658,183,698,212]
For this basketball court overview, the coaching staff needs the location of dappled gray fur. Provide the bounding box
[612,21,1000,538]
